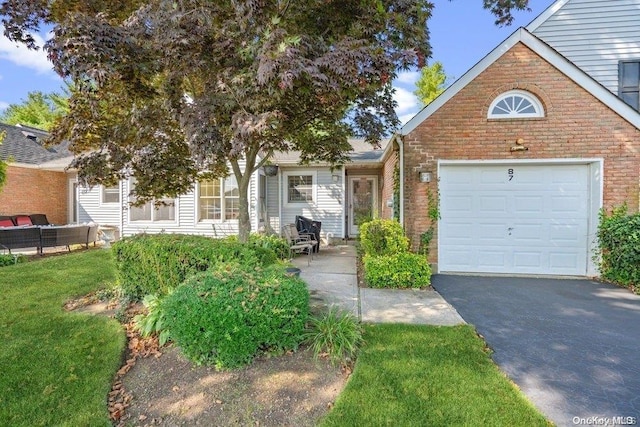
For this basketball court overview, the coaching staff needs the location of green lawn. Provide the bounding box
[321,324,551,427]
[0,250,125,427]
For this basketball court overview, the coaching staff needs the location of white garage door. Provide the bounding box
[439,163,590,275]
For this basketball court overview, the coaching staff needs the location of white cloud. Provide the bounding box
[0,26,53,74]
[398,112,416,125]
[0,101,9,112]
[395,70,421,86]
[393,86,420,116]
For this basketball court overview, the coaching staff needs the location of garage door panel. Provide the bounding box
[551,195,588,215]
[513,251,543,268]
[440,248,474,269]
[443,195,473,214]
[549,223,586,245]
[442,221,477,245]
[439,163,590,276]
[551,167,589,186]
[477,223,509,243]
[549,252,581,270]
[478,251,507,268]
[511,224,545,242]
[513,196,545,214]
[479,196,508,213]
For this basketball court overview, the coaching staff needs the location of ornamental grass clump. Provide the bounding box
[163,264,309,369]
[305,306,364,366]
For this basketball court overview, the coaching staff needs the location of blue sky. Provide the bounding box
[0,0,554,124]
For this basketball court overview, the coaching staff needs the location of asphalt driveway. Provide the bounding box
[432,275,640,427]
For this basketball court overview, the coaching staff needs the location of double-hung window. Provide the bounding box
[619,60,640,111]
[129,179,176,222]
[198,176,239,221]
[287,174,314,203]
[101,185,120,204]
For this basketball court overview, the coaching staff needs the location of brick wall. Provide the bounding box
[403,42,640,259]
[0,165,68,224]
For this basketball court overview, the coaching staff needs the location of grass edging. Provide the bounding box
[321,324,550,426]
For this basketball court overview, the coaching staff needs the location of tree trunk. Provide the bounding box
[232,159,253,243]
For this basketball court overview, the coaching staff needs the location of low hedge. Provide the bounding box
[364,252,431,289]
[359,219,409,257]
[598,206,640,293]
[226,233,290,260]
[113,234,277,299]
[163,264,309,369]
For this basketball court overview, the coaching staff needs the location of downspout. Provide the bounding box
[393,134,405,226]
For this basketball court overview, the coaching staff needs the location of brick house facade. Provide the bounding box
[392,28,640,276]
[0,165,68,225]
[0,123,73,225]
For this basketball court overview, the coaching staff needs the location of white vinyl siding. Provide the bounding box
[531,0,640,94]
[77,179,122,226]
[118,161,257,237]
[278,167,343,241]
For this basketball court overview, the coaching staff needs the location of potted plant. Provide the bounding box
[263,163,278,177]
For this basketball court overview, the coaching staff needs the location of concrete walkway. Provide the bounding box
[292,245,464,325]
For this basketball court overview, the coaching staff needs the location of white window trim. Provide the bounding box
[488,89,544,119]
[100,184,121,206]
[197,177,240,223]
[127,179,178,224]
[284,170,317,207]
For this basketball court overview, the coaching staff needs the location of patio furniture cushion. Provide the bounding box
[29,214,50,226]
[13,215,33,226]
[0,218,15,227]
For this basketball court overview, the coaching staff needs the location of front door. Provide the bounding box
[349,176,377,236]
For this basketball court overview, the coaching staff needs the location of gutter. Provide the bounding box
[396,135,405,226]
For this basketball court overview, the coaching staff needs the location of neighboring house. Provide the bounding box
[387,0,640,277]
[0,122,74,225]
[77,139,391,242]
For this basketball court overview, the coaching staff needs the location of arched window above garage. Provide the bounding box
[488,90,544,119]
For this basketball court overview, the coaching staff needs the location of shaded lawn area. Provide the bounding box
[0,250,125,427]
[321,324,551,427]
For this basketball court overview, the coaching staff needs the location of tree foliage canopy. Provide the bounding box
[0,90,68,131]
[414,61,448,106]
[1,0,530,240]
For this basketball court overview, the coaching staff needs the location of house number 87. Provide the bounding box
[508,168,514,181]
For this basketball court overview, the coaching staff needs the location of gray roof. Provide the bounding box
[0,122,73,165]
[271,138,390,165]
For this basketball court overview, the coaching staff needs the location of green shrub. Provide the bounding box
[364,252,431,289]
[359,219,409,257]
[163,264,309,369]
[305,305,363,366]
[0,254,26,267]
[226,233,290,260]
[113,234,277,299]
[597,206,640,293]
